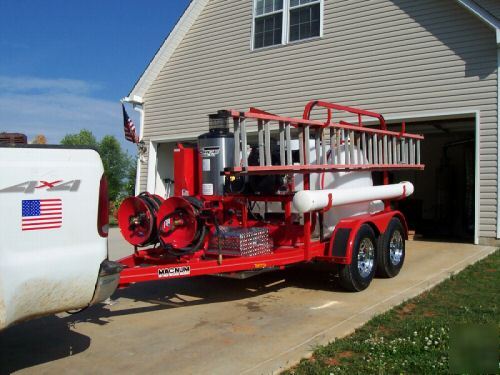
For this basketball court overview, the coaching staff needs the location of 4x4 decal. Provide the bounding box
[0,180,81,193]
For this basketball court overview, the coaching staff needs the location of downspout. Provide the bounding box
[457,0,500,240]
[122,96,145,196]
[132,103,145,196]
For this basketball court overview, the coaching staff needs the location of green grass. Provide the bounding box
[284,250,499,374]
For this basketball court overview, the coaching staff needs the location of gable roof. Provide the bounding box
[124,0,499,105]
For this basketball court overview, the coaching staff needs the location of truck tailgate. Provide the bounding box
[0,146,108,329]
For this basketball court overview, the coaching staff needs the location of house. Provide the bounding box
[123,0,500,245]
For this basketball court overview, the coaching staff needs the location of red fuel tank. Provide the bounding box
[174,143,199,197]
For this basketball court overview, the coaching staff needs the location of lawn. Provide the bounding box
[284,250,499,374]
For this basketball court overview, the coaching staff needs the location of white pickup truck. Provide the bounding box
[0,145,122,330]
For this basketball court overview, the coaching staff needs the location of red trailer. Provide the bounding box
[117,100,424,292]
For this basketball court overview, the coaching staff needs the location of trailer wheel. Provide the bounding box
[376,218,405,278]
[338,224,377,292]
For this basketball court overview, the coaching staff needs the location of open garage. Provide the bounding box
[390,115,477,243]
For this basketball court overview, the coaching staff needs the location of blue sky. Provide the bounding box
[0,0,191,154]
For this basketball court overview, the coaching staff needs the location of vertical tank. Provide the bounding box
[198,111,234,196]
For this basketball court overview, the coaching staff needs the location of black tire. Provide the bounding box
[338,224,377,292]
[376,217,405,278]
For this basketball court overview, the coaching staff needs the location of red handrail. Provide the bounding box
[303,100,387,130]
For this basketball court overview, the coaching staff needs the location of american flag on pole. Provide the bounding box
[22,199,62,231]
[122,104,138,143]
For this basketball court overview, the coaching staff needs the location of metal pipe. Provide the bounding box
[315,128,321,165]
[322,128,327,165]
[349,130,355,165]
[336,129,341,164]
[264,121,272,166]
[378,136,383,164]
[383,135,388,164]
[258,120,265,166]
[361,132,367,164]
[285,122,292,165]
[304,125,310,165]
[368,135,373,164]
[241,118,248,168]
[416,139,421,165]
[279,121,285,166]
[233,117,240,168]
[330,128,335,164]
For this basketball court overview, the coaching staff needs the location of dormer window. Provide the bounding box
[252,0,323,50]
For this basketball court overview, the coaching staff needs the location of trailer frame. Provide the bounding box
[117,100,423,289]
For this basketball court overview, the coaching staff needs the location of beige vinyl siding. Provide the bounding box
[141,0,498,238]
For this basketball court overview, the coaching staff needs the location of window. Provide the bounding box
[252,0,322,49]
[254,0,284,49]
[289,0,321,42]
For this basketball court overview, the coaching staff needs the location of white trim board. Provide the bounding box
[457,0,500,239]
[146,141,158,193]
[133,104,145,195]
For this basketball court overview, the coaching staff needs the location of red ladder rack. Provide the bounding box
[226,100,424,176]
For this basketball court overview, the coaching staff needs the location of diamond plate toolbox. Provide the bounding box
[207,226,272,257]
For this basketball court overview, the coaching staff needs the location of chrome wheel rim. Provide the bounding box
[389,230,404,266]
[357,238,375,278]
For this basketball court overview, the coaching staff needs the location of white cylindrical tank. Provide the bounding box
[285,141,412,236]
[315,143,373,235]
[293,182,414,213]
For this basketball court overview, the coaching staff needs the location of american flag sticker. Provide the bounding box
[22,199,62,231]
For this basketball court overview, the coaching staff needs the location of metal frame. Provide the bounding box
[117,100,425,287]
[226,101,424,177]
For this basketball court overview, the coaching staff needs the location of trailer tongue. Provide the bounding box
[116,100,424,292]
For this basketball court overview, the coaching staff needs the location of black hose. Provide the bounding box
[158,207,207,257]
[133,192,163,247]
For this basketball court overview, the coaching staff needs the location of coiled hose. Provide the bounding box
[158,200,207,257]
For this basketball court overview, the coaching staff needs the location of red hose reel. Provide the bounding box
[156,197,199,249]
[118,194,206,253]
[117,193,164,246]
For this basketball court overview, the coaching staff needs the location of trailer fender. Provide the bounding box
[327,210,407,265]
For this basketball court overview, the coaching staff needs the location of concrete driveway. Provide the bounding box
[0,229,495,374]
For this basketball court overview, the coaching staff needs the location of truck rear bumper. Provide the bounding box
[90,260,123,305]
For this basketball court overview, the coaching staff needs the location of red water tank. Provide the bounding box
[174,143,199,197]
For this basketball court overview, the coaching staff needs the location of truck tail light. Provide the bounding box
[98,174,109,237]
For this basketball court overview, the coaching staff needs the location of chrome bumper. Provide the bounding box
[90,260,123,305]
